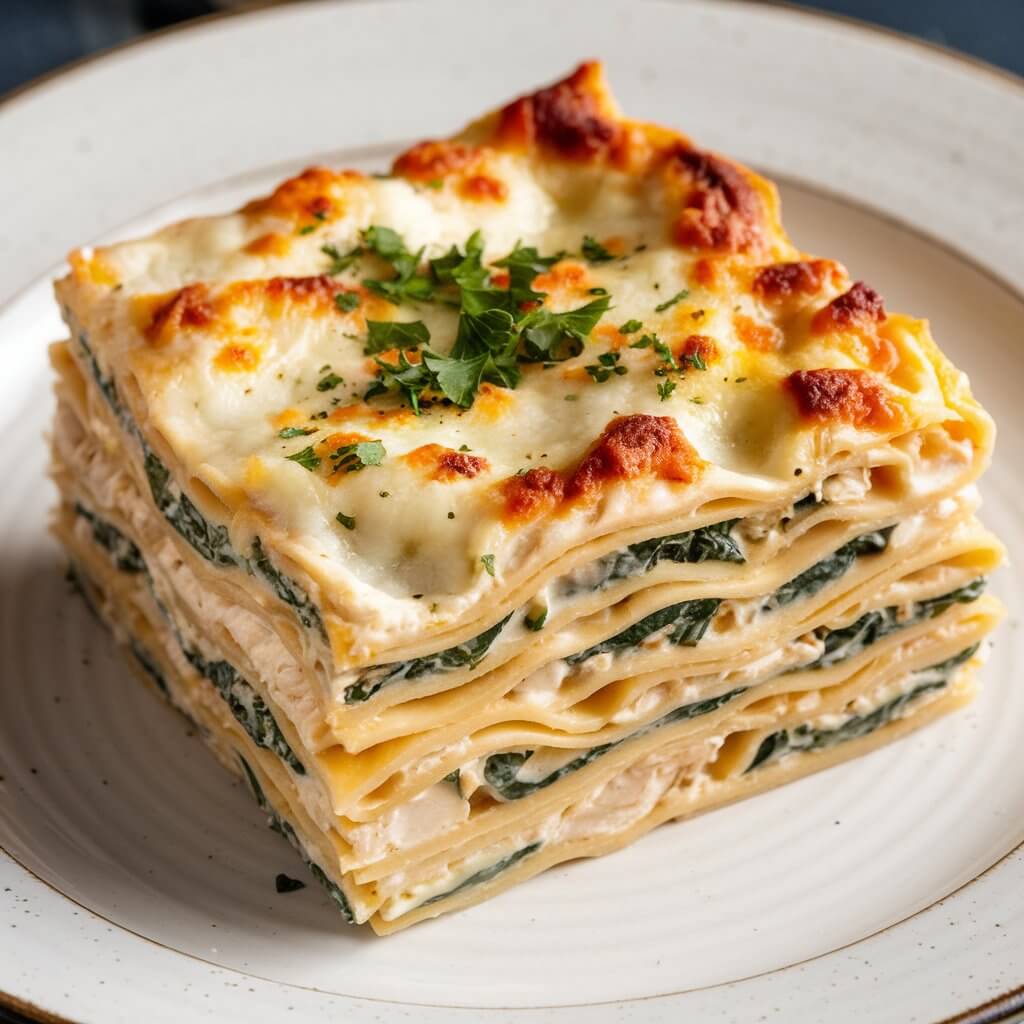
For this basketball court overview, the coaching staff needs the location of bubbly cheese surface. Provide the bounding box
[56,62,994,663]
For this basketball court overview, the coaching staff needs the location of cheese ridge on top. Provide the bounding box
[55,61,993,670]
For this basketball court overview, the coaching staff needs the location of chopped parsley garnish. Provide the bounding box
[581,235,616,263]
[492,241,560,304]
[654,288,690,313]
[630,332,678,371]
[430,230,488,289]
[657,379,677,401]
[589,287,608,296]
[361,225,434,305]
[328,439,385,473]
[278,426,316,439]
[585,350,627,383]
[690,396,705,404]
[618,319,642,334]
[322,243,362,274]
[285,446,321,472]
[297,225,316,236]
[481,553,496,577]
[335,512,356,531]
[361,232,608,413]
[334,291,360,313]
[519,295,611,362]
[317,372,343,391]
[365,319,430,354]
[687,349,708,371]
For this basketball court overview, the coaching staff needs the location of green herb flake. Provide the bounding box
[735,376,748,383]
[654,288,690,313]
[365,319,430,354]
[658,379,677,401]
[519,294,611,362]
[525,606,548,631]
[317,372,343,392]
[481,554,496,577]
[297,225,316,236]
[618,319,642,334]
[361,225,434,305]
[585,350,628,383]
[321,243,362,274]
[285,446,321,472]
[581,235,616,263]
[690,396,705,405]
[334,291,360,313]
[335,512,356,531]
[329,439,386,474]
[278,426,316,439]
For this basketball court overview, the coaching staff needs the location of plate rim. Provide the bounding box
[1,3,1022,1022]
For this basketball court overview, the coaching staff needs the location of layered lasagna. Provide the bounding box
[50,63,1003,933]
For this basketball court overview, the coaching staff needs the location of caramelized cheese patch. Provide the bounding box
[213,341,261,373]
[144,284,212,345]
[459,174,508,203]
[678,334,719,366]
[733,313,781,352]
[812,281,886,334]
[496,61,623,161]
[753,259,843,302]
[785,369,902,430]
[392,140,481,180]
[244,233,292,259]
[403,444,490,481]
[501,467,566,522]
[670,148,762,254]
[242,166,361,224]
[567,414,701,499]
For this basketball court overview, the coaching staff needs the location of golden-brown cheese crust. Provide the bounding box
[785,368,903,430]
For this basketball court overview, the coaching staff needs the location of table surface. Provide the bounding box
[1,1,1021,1023]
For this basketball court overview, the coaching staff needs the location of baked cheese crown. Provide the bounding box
[51,63,1002,931]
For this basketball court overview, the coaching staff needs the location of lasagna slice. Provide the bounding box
[50,62,1003,933]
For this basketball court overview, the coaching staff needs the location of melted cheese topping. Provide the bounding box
[54,63,994,670]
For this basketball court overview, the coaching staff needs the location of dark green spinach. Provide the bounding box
[343,612,513,704]
[746,643,979,773]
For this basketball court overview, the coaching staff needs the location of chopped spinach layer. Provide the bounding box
[249,538,325,635]
[765,527,894,611]
[74,502,307,777]
[238,756,354,923]
[77,334,325,638]
[562,519,743,598]
[806,578,987,671]
[483,685,748,801]
[184,647,306,775]
[565,598,721,668]
[745,643,979,773]
[130,639,170,696]
[144,453,238,568]
[420,841,542,908]
[343,612,513,704]
[74,502,146,574]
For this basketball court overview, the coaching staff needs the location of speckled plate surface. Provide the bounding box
[1,3,1023,1022]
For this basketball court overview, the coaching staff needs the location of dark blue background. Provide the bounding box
[0,1,1020,1022]
[1,0,1023,97]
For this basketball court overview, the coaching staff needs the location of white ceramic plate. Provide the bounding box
[1,3,1023,1022]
